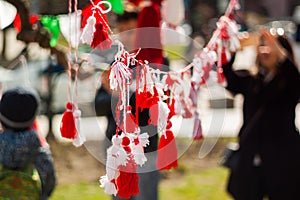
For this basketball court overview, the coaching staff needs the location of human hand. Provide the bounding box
[238,31,260,50]
[260,29,287,62]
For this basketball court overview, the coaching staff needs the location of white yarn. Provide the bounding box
[157,101,170,137]
[72,109,86,147]
[99,175,117,196]
[131,133,149,166]
[109,61,131,90]
[80,15,96,45]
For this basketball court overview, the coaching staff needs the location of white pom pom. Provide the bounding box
[131,143,147,166]
[80,15,96,45]
[138,133,150,147]
[99,175,117,196]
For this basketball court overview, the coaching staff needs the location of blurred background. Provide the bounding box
[1,0,300,199]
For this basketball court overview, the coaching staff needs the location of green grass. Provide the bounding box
[159,167,232,200]
[49,182,110,200]
[50,167,232,200]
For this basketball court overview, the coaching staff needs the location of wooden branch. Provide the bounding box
[5,0,69,70]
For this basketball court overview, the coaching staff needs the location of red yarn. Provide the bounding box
[167,98,176,119]
[122,106,138,133]
[60,102,77,139]
[116,156,139,199]
[217,66,226,84]
[91,23,112,50]
[149,103,159,126]
[156,130,178,170]
[192,112,203,140]
[221,46,229,65]
[81,0,108,29]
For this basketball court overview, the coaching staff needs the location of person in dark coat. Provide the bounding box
[0,87,56,199]
[223,30,300,199]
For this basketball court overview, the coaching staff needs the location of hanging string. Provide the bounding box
[20,55,31,87]
[67,0,73,103]
[73,0,80,108]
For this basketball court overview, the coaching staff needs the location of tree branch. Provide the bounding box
[6,0,69,69]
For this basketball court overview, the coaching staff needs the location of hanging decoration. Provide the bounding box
[107,0,124,14]
[13,13,38,33]
[100,41,151,199]
[80,0,113,50]
[59,11,82,48]
[60,102,77,139]
[9,0,242,197]
[0,0,17,30]
[40,15,60,47]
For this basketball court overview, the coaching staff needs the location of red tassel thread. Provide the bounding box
[91,23,112,50]
[192,112,203,140]
[116,137,139,199]
[217,66,226,84]
[156,129,178,170]
[60,102,77,139]
[123,106,137,133]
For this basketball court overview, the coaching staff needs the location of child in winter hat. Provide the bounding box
[0,86,56,199]
[0,86,39,130]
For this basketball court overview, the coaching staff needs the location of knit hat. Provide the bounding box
[0,87,40,130]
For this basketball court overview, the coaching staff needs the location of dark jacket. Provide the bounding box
[223,56,300,199]
[0,130,56,199]
[94,87,117,142]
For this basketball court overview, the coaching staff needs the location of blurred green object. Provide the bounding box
[107,0,124,14]
[41,15,60,47]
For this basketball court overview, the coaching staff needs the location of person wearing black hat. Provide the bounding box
[0,87,56,199]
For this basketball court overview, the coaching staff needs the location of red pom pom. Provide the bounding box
[122,136,131,146]
[156,130,178,170]
[60,102,77,139]
[116,156,139,199]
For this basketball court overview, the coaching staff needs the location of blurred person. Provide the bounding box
[0,87,56,200]
[223,30,300,199]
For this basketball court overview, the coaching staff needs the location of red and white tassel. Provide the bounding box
[116,136,139,199]
[131,132,150,166]
[60,102,77,139]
